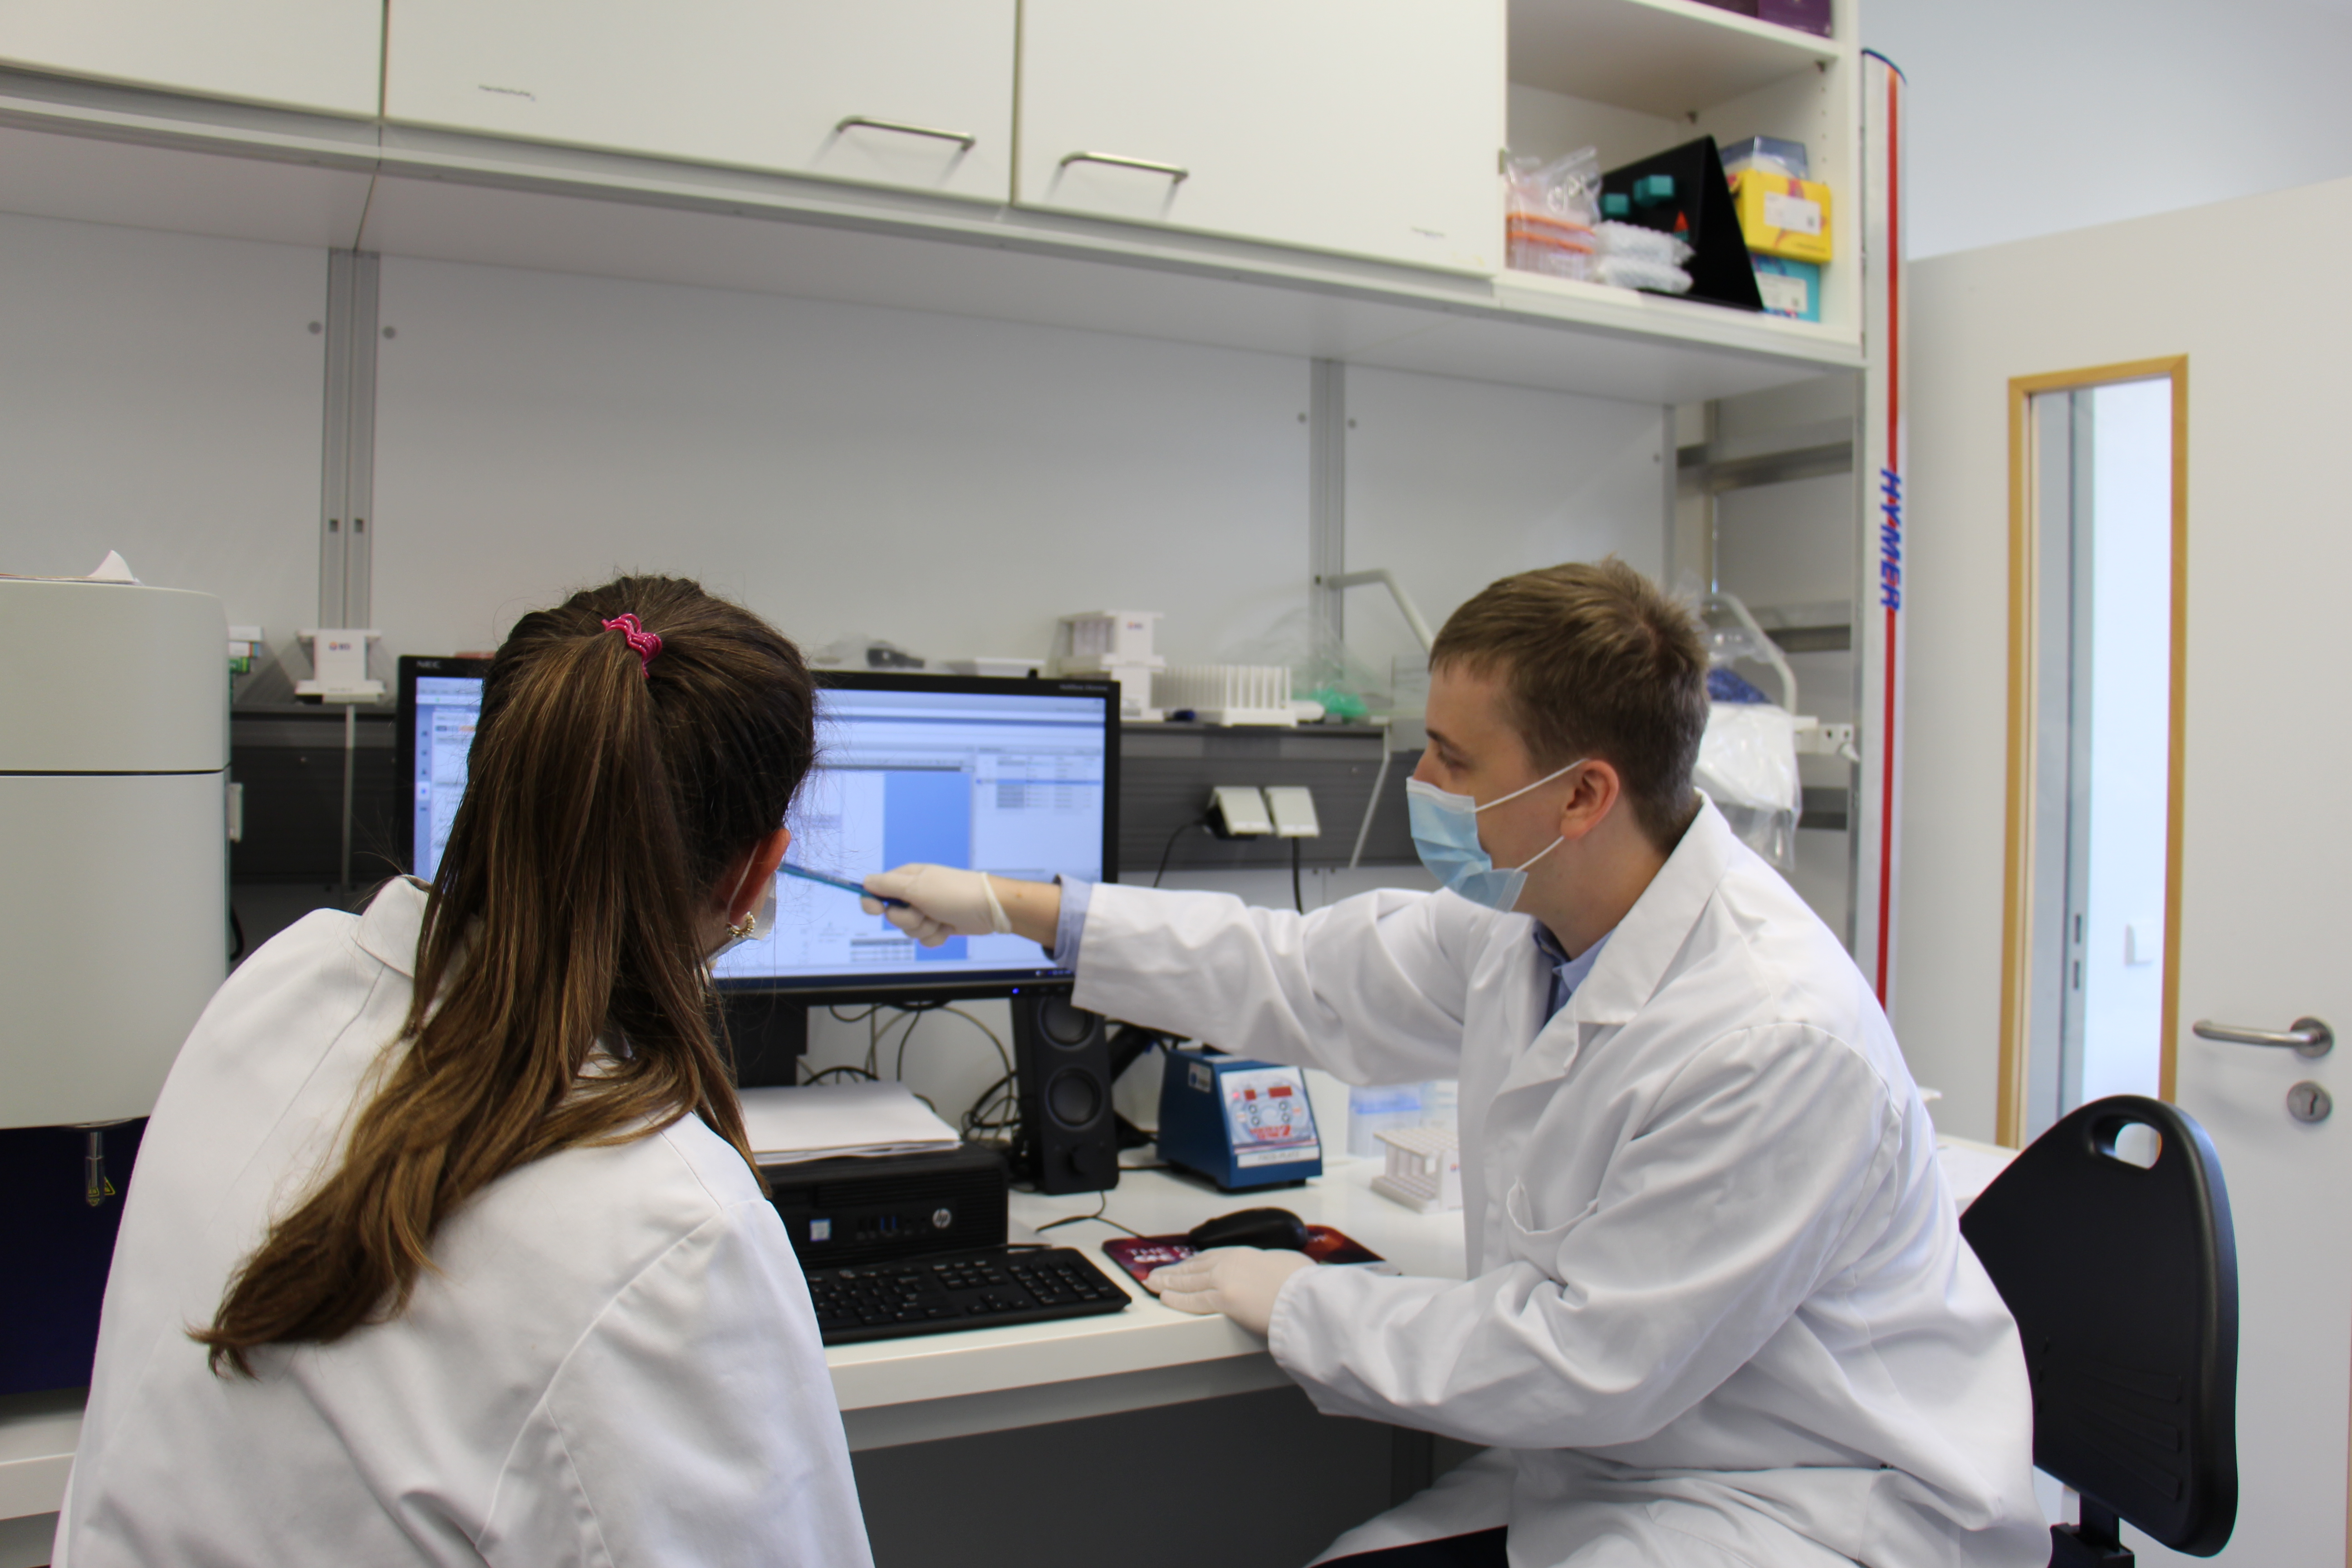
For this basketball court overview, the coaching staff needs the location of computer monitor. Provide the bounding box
[397,659,1118,1005]
[397,655,490,883]
[718,672,1117,1004]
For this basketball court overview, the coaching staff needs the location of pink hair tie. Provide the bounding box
[602,612,662,675]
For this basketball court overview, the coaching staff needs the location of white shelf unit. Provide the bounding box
[1013,0,1504,276]
[1505,0,1860,340]
[0,0,382,118]
[1509,0,1841,114]
[380,0,1019,204]
[0,0,1866,402]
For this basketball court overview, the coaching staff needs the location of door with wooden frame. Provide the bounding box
[1999,355,2351,1563]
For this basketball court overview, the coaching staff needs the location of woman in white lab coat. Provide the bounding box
[55,577,872,1567]
[866,562,2046,1567]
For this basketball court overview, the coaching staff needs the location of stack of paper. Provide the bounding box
[738,1081,962,1165]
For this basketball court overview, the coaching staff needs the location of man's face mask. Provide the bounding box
[1406,758,1586,912]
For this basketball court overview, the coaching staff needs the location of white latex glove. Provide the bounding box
[1142,1247,1316,1338]
[860,863,1010,948]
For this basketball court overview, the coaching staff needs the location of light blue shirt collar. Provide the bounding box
[1533,922,1612,1020]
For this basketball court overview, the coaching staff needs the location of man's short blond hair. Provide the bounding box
[1430,559,1709,851]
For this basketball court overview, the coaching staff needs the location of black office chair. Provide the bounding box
[1960,1095,2239,1565]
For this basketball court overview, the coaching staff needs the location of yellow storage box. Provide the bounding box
[1730,171,1832,264]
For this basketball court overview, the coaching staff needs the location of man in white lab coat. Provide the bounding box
[866,561,2044,1567]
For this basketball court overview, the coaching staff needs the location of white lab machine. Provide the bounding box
[1050,610,1164,723]
[1,576,229,1128]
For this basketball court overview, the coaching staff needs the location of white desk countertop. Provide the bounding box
[0,1140,2019,1518]
[0,1157,1465,1519]
[829,1158,1466,1450]
[0,1389,79,1527]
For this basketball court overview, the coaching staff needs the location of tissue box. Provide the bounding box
[1730,171,1832,263]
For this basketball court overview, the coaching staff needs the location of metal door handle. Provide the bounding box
[2192,1016,2333,1058]
[835,115,977,151]
[1058,150,1190,185]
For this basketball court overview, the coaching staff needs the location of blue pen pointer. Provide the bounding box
[780,861,908,907]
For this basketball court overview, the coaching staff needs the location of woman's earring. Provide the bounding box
[728,911,758,941]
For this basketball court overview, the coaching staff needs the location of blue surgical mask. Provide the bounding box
[1406,758,1587,912]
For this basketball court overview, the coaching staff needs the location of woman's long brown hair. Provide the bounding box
[196,576,815,1376]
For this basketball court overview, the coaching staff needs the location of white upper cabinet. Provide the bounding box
[0,0,383,118]
[1016,0,1504,275]
[383,0,1015,202]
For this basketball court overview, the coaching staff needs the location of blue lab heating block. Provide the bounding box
[1156,1049,1323,1191]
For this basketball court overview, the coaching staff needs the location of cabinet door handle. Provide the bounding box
[2192,1016,2334,1058]
[1058,150,1190,186]
[835,115,977,151]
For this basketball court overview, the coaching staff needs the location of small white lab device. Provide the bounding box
[1156,665,1295,726]
[1372,1125,1464,1214]
[1053,610,1162,666]
[2,577,229,1128]
[1206,785,1276,838]
[1051,610,1164,723]
[296,627,384,701]
[1263,785,1321,838]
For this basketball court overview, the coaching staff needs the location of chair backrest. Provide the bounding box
[1960,1095,2239,1557]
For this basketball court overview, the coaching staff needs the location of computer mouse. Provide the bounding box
[1187,1206,1313,1253]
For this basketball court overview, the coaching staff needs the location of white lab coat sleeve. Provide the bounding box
[480,1200,872,1568]
[1070,882,1491,1086]
[1267,1024,1901,1450]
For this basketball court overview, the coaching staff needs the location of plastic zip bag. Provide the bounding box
[1593,221,1694,295]
[1692,593,1802,869]
[1505,148,1602,282]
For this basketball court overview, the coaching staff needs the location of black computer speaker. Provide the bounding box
[1011,989,1121,1195]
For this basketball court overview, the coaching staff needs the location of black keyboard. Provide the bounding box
[807,1246,1131,1345]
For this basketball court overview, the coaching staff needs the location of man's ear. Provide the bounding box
[1557,760,1623,842]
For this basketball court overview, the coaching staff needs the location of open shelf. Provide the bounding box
[1509,0,1840,118]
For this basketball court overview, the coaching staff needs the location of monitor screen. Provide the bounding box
[719,674,1116,1000]
[397,656,490,883]
[397,660,1117,1003]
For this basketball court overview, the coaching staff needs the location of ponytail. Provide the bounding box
[196,576,815,1375]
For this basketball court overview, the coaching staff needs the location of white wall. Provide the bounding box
[367,258,1670,686]
[1869,0,2352,258]
[1340,366,1668,683]
[0,213,324,652]
[0,218,1665,1123]
[368,256,1315,670]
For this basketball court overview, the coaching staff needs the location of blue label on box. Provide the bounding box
[1751,254,1821,322]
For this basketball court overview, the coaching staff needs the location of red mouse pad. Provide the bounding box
[1103,1226,1392,1284]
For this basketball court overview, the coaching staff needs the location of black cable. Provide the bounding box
[884,1000,949,1083]
[800,1064,879,1085]
[1291,837,1304,913]
[1033,1192,1144,1238]
[962,1070,1018,1137]
[942,1005,1015,1084]
[1152,817,1209,888]
[892,1009,925,1082]
[228,906,247,964]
